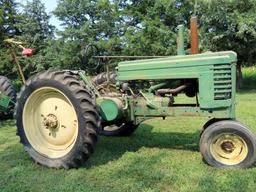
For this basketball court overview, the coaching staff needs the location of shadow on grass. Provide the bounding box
[0,119,16,127]
[241,68,256,90]
[85,123,201,168]
[0,121,200,169]
[237,88,256,94]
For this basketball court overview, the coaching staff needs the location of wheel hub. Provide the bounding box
[220,141,235,153]
[210,133,248,165]
[43,114,59,130]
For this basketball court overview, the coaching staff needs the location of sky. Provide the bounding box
[17,0,63,30]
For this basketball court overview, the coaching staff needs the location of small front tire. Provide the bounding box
[200,120,256,168]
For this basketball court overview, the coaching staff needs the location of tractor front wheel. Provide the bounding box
[200,120,256,168]
[16,70,100,168]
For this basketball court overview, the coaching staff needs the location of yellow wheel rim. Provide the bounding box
[210,133,248,165]
[23,87,78,158]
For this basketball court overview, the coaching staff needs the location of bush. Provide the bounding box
[242,67,256,90]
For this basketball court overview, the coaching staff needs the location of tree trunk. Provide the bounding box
[236,64,243,90]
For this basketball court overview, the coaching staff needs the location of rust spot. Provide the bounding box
[181,112,199,116]
[190,16,199,54]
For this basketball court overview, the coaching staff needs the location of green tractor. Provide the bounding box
[15,18,256,169]
[0,75,16,119]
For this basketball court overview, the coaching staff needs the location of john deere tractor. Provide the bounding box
[15,18,256,169]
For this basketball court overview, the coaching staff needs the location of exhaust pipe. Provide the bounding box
[190,16,199,54]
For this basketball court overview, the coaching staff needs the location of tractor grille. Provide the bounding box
[212,64,232,100]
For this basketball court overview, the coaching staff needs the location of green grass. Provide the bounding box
[1,91,256,192]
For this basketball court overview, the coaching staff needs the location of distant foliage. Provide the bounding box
[53,0,256,72]
[0,0,21,78]
[0,0,256,79]
[16,0,55,77]
[198,0,256,66]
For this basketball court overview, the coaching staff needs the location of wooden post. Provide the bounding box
[10,48,26,84]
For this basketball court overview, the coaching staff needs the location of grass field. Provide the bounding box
[0,91,256,192]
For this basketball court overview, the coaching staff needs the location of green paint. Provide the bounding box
[117,51,236,112]
[99,99,120,121]
[78,71,101,98]
[81,50,237,125]
[177,25,185,55]
[0,93,11,111]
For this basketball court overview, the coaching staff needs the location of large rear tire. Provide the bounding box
[16,70,101,168]
[0,75,16,119]
[200,120,256,168]
[92,72,138,136]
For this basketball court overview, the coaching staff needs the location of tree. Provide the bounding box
[0,0,21,39]
[53,0,121,73]
[197,0,256,88]
[17,0,55,76]
[0,0,254,90]
[120,0,193,56]
[53,0,194,73]
[0,0,21,79]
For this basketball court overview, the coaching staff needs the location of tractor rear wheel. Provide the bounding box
[0,75,16,119]
[92,72,138,136]
[200,120,256,168]
[16,70,100,168]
